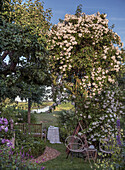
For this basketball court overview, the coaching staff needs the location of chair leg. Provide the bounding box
[66,151,70,159]
[71,151,74,161]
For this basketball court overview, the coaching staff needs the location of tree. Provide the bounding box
[0,0,52,123]
[48,11,125,143]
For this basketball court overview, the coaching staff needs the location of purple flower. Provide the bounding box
[117,135,121,145]
[1,125,5,130]
[36,161,38,163]
[21,151,25,159]
[116,119,121,145]
[4,118,8,125]
[7,141,12,147]
[0,118,3,124]
[116,119,120,127]
[6,139,10,142]
[31,155,33,158]
[0,126,1,131]
[1,139,6,144]
[41,166,45,170]
[4,126,8,132]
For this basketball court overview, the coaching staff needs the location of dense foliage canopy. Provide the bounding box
[0,0,52,102]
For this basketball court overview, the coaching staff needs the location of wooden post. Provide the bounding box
[28,98,31,124]
[10,119,15,148]
[40,123,42,140]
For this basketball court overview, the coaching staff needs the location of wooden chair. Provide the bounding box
[65,135,88,159]
[65,135,97,162]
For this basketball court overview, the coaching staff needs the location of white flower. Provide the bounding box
[78,33,82,37]
[88,115,91,119]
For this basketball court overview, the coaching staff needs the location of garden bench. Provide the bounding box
[14,123,46,141]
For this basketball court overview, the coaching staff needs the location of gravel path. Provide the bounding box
[32,146,61,163]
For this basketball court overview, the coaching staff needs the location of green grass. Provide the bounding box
[54,102,74,111]
[34,111,61,128]
[40,142,95,170]
[34,102,74,128]
[15,101,54,110]
[34,104,95,170]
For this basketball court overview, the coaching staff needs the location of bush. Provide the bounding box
[58,110,78,142]
[0,144,45,170]
[15,109,37,123]
[15,130,45,158]
[1,105,37,123]
[22,138,45,158]
[0,117,45,170]
[95,138,125,170]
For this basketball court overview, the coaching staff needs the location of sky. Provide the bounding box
[42,0,125,47]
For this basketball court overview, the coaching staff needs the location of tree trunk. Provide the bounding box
[28,98,31,123]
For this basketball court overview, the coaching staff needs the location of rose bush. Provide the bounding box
[48,12,125,143]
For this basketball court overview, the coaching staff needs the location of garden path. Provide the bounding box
[32,146,61,163]
[31,106,50,113]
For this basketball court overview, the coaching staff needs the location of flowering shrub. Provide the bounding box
[15,129,45,158]
[0,145,45,169]
[0,105,37,123]
[0,117,45,169]
[48,12,124,143]
[76,86,124,144]
[0,117,8,132]
[0,117,13,141]
[95,137,125,170]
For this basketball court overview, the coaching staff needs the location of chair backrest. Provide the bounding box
[65,135,84,152]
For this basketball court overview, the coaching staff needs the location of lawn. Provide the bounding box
[34,111,60,128]
[54,102,74,111]
[40,142,95,170]
[34,102,74,128]
[34,103,96,170]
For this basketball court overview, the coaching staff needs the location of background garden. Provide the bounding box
[0,0,125,169]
